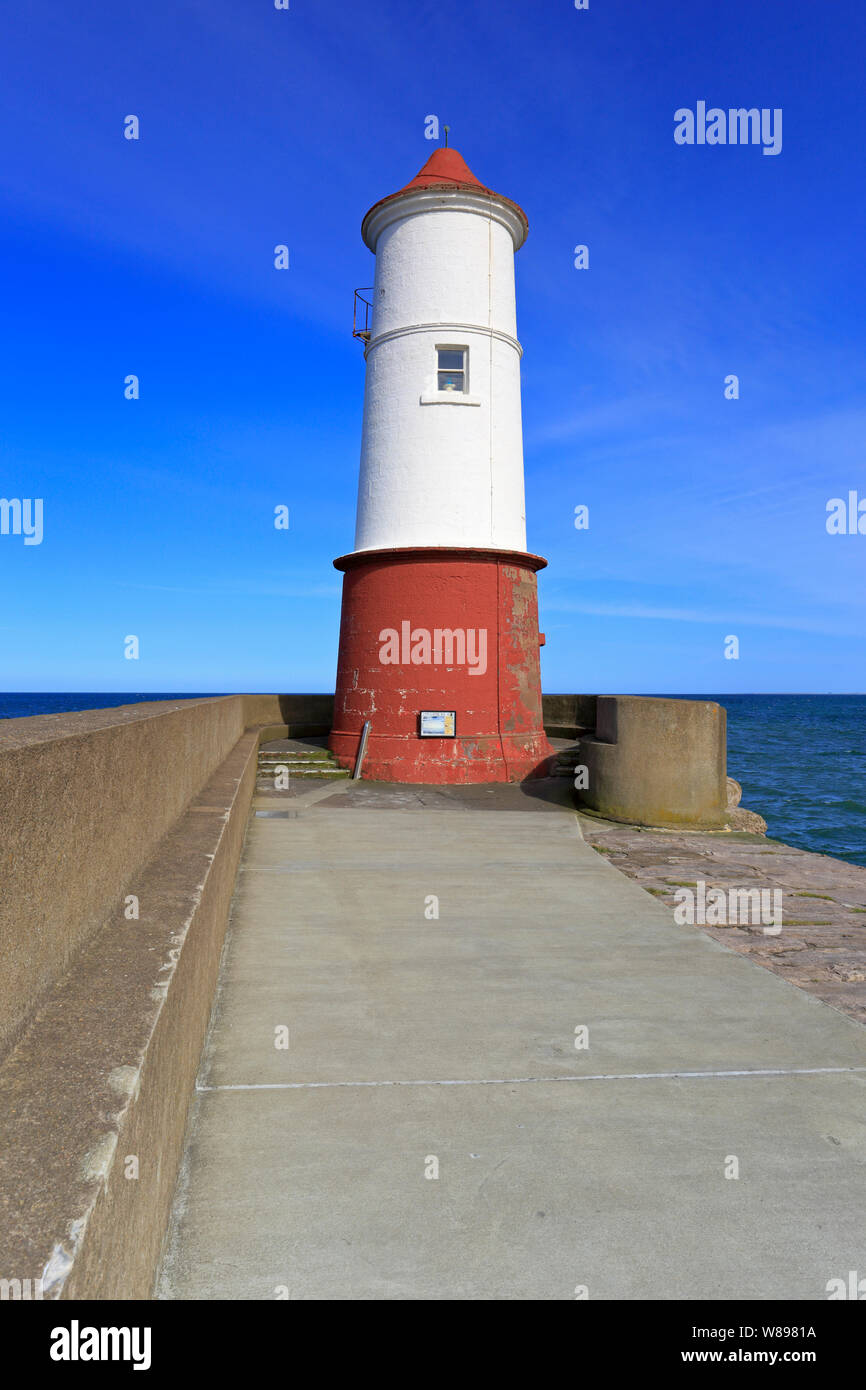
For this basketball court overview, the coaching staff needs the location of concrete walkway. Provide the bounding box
[158,788,866,1300]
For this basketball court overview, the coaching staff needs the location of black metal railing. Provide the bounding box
[352,287,374,342]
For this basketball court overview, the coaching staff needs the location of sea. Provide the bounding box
[1,691,864,868]
[708,693,866,868]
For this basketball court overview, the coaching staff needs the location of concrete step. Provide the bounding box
[551,749,583,777]
[255,756,333,767]
[257,745,346,780]
[258,757,337,767]
[256,766,349,780]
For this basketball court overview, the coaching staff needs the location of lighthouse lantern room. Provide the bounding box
[329,146,552,784]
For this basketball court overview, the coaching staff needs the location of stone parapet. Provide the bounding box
[578,695,728,829]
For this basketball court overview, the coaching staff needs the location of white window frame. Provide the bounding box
[420,344,481,406]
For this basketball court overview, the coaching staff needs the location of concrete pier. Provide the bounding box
[158,783,866,1301]
[2,697,864,1301]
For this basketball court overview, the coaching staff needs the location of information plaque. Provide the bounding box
[419,710,456,738]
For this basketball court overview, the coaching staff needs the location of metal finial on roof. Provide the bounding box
[443,125,450,147]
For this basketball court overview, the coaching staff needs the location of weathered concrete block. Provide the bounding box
[542,693,597,739]
[242,693,334,735]
[577,695,728,828]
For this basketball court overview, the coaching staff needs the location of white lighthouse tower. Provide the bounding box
[330,146,551,784]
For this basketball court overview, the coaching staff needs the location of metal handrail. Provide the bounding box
[353,288,374,342]
[353,721,371,779]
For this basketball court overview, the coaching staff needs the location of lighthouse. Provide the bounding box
[329,146,552,784]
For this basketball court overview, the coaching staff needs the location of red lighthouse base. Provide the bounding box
[329,547,553,784]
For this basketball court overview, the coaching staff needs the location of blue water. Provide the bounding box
[0,693,223,720]
[708,694,866,868]
[2,692,864,867]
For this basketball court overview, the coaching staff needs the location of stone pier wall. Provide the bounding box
[0,698,246,1057]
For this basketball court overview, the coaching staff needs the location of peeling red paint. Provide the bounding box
[329,547,552,783]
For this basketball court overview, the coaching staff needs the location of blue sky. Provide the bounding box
[1,0,864,694]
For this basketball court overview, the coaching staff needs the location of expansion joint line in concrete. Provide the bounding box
[196,1065,866,1093]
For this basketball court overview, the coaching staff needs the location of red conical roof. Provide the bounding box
[362,147,528,247]
[398,147,490,194]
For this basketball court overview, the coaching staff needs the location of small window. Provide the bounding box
[437,348,466,393]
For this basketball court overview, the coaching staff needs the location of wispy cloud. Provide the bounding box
[543,597,866,639]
